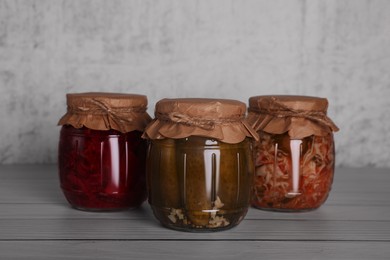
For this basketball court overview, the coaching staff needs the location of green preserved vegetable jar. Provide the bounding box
[143,98,258,232]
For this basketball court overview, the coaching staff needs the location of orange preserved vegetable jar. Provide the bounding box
[247,95,339,211]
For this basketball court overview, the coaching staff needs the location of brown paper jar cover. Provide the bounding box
[247,95,339,139]
[58,92,152,133]
[142,98,259,144]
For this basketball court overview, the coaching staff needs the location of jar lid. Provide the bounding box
[247,95,339,138]
[143,98,259,143]
[58,92,152,133]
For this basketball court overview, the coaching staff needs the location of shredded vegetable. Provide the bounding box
[252,131,335,211]
[59,126,147,210]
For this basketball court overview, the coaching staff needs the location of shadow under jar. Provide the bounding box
[143,98,259,232]
[58,92,151,211]
[247,95,339,212]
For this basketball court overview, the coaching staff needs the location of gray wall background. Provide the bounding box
[0,0,389,167]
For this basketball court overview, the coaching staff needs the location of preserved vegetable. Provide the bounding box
[247,95,339,211]
[58,93,151,211]
[252,131,335,210]
[147,137,253,231]
[143,98,258,231]
[59,126,147,210]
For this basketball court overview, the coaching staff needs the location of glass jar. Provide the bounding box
[247,95,339,211]
[143,98,258,232]
[57,93,151,211]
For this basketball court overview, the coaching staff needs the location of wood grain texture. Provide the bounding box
[1,218,390,241]
[0,241,389,260]
[0,165,389,259]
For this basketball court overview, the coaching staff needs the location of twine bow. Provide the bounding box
[68,99,147,129]
[156,111,244,130]
[249,97,339,132]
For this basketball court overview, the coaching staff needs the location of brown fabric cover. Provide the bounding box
[143,98,259,143]
[58,92,151,133]
[247,95,339,139]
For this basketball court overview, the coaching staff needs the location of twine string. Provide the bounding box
[249,98,339,131]
[68,98,147,125]
[156,111,244,130]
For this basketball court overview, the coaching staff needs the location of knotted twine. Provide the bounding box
[143,98,259,143]
[248,97,339,132]
[155,111,246,130]
[247,96,339,139]
[58,93,151,133]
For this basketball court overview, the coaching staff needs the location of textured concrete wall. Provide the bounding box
[1,0,390,167]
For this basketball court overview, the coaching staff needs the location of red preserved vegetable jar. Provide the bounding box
[58,93,151,211]
[247,95,339,211]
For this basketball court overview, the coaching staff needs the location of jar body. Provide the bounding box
[58,125,147,211]
[147,137,253,232]
[251,131,335,211]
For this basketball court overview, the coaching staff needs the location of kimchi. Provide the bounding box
[252,131,335,211]
[247,95,339,211]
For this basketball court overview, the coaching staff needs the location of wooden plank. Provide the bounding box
[0,180,65,204]
[0,164,389,260]
[246,204,390,221]
[1,203,390,222]
[1,186,388,206]
[0,218,389,241]
[0,203,152,220]
[325,192,390,206]
[1,165,389,187]
[0,241,389,260]
[0,166,389,206]
[0,164,58,179]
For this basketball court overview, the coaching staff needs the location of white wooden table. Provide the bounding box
[0,165,389,259]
